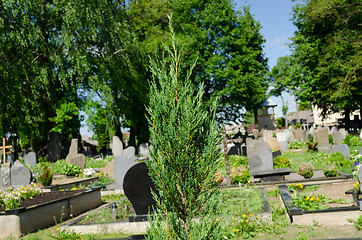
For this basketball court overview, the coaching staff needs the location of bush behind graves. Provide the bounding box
[327,152,350,169]
[273,155,291,169]
[146,20,224,239]
[230,166,250,184]
[297,162,314,179]
[343,135,362,147]
[61,163,82,176]
[307,134,318,151]
[38,163,53,186]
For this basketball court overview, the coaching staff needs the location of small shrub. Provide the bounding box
[38,163,53,186]
[214,171,225,185]
[297,162,314,179]
[327,152,350,169]
[288,141,306,149]
[307,134,318,151]
[273,155,291,169]
[230,166,250,184]
[323,167,338,177]
[61,164,82,176]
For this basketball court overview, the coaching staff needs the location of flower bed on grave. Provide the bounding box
[279,182,361,225]
[0,184,101,239]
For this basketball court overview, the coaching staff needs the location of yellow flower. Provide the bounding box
[242,214,246,218]
[317,197,320,201]
[233,229,240,232]
[305,197,309,200]
[249,213,253,217]
[245,220,249,223]
[276,225,279,228]
[57,227,60,231]
[303,202,305,205]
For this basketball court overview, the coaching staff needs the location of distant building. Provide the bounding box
[287,109,314,126]
[258,99,277,131]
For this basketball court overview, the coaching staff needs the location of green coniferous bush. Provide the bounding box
[146,18,224,239]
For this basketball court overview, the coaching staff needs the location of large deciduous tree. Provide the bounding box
[0,0,129,161]
[127,0,269,124]
[290,0,361,128]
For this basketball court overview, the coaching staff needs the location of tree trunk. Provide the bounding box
[222,126,231,186]
[129,126,136,148]
[344,109,350,133]
[253,107,259,130]
[114,116,125,148]
[47,130,61,162]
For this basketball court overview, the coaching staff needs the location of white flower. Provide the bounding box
[83,168,96,176]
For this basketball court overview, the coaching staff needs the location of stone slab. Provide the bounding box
[112,136,123,157]
[24,152,36,167]
[10,160,31,186]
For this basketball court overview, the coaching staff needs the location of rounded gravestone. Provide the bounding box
[123,162,158,215]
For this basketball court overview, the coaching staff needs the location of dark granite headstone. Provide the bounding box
[228,145,239,155]
[272,150,282,160]
[123,162,158,216]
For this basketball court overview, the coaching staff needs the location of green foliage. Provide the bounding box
[323,167,338,178]
[146,21,224,239]
[297,162,314,179]
[273,155,291,169]
[277,117,286,128]
[327,152,351,169]
[289,0,361,119]
[38,164,53,186]
[329,134,333,145]
[307,134,318,151]
[61,164,82,176]
[229,155,248,168]
[343,135,362,147]
[289,141,307,149]
[291,194,328,211]
[230,166,251,184]
[348,215,362,231]
[51,229,83,240]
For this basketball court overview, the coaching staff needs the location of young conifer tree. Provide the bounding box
[146,17,224,239]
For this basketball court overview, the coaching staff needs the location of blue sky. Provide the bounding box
[234,0,298,117]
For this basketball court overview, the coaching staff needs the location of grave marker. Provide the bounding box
[65,139,86,169]
[0,138,12,165]
[247,139,273,172]
[10,160,32,186]
[331,144,350,159]
[114,146,137,189]
[24,152,37,167]
[123,162,158,218]
[112,136,123,157]
[332,132,343,145]
[276,132,288,151]
[314,127,330,152]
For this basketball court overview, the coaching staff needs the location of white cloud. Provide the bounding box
[272,35,290,49]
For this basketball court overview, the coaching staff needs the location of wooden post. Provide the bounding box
[0,138,12,165]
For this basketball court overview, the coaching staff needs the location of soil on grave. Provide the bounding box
[0,189,86,212]
[294,181,357,208]
[76,199,136,224]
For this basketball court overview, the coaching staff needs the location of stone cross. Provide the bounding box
[0,138,12,165]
